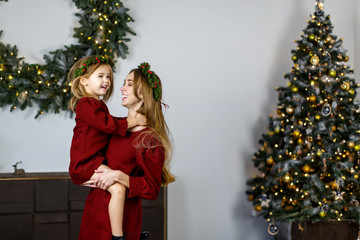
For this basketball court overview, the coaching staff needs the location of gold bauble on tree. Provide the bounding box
[344,55,349,62]
[310,54,320,65]
[329,69,336,77]
[292,55,297,61]
[255,205,262,212]
[354,145,360,151]
[308,34,315,41]
[308,95,316,102]
[286,107,294,114]
[341,81,350,91]
[291,86,298,92]
[319,211,326,217]
[348,141,355,149]
[266,156,274,165]
[293,129,301,138]
[302,165,311,173]
[325,35,332,43]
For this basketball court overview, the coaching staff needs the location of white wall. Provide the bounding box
[0,0,357,239]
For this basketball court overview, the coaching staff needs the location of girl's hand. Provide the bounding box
[82,179,97,188]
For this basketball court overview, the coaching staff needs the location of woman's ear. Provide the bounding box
[80,77,88,86]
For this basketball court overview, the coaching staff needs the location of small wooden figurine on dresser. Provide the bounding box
[12,161,25,175]
[246,1,360,239]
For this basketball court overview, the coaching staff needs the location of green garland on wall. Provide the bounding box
[0,0,135,118]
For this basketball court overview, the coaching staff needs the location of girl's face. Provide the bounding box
[121,72,143,110]
[80,64,112,99]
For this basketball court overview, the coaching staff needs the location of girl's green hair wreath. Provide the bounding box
[138,62,161,101]
[74,55,114,78]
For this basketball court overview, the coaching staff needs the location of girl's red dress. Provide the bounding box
[69,97,164,240]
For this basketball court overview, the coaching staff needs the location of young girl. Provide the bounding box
[68,55,144,240]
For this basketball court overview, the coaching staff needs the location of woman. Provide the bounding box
[72,63,175,240]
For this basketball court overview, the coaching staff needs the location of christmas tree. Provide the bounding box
[246,0,360,234]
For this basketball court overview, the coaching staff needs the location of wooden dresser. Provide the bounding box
[0,172,166,240]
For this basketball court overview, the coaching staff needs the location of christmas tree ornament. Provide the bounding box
[308,34,316,41]
[329,69,336,77]
[254,205,262,212]
[319,211,326,217]
[347,141,355,149]
[325,35,332,43]
[310,54,320,65]
[320,204,329,212]
[308,95,317,102]
[340,81,350,91]
[286,107,294,114]
[333,190,345,201]
[259,194,271,207]
[349,200,359,207]
[302,165,311,173]
[267,222,279,235]
[344,55,349,62]
[354,145,360,151]
[321,103,331,116]
[291,86,299,92]
[267,156,275,165]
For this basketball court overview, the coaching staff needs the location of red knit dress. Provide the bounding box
[77,130,164,240]
[69,97,128,185]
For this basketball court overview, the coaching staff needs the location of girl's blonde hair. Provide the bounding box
[130,68,175,186]
[67,56,114,111]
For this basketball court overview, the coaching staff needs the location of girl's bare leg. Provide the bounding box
[107,183,126,237]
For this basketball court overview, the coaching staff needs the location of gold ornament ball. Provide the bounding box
[310,55,320,65]
[308,34,315,41]
[254,205,262,212]
[332,126,337,132]
[354,145,360,151]
[315,114,321,120]
[348,141,355,149]
[266,156,274,165]
[316,150,323,157]
[293,129,301,138]
[309,95,317,102]
[349,89,355,95]
[292,55,297,61]
[325,35,332,43]
[0,64,5,71]
[329,69,336,77]
[286,107,294,114]
[344,55,349,62]
[330,181,338,189]
[274,127,280,134]
[291,86,298,92]
[341,82,350,90]
[319,211,326,217]
[302,165,311,173]
[355,174,359,179]
[248,195,254,201]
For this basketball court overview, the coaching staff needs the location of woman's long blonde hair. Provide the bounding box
[67,56,114,111]
[130,68,175,186]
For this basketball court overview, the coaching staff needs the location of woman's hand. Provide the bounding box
[93,168,121,190]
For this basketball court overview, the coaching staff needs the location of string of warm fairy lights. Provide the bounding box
[0,0,135,118]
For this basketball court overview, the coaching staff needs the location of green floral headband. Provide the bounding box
[74,55,113,78]
[138,62,161,101]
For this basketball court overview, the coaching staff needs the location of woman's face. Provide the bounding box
[121,72,143,109]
